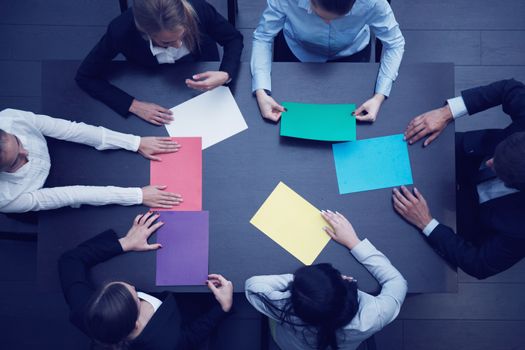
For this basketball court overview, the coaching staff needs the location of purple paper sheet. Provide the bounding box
[156,211,209,286]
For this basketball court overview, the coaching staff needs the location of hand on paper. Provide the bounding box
[206,274,234,312]
[141,185,183,208]
[321,210,361,249]
[138,137,181,161]
[404,105,453,147]
[353,93,385,123]
[255,90,285,122]
[185,71,229,91]
[392,186,433,230]
[119,211,164,252]
[129,99,174,126]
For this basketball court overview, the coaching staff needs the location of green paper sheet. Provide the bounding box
[280,102,356,141]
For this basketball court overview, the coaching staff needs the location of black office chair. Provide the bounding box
[227,0,239,27]
[119,0,128,13]
[374,0,392,63]
[119,0,238,27]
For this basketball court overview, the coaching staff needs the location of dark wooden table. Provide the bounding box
[38,61,457,293]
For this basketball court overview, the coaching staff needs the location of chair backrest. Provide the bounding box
[119,0,128,13]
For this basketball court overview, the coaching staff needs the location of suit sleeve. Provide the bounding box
[199,1,243,82]
[175,304,229,350]
[58,230,125,332]
[75,24,136,117]
[427,224,525,279]
[461,79,525,122]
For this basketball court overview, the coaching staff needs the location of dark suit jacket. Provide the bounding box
[58,230,228,349]
[75,0,243,117]
[427,79,525,279]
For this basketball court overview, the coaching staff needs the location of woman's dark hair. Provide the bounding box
[85,282,139,349]
[311,0,355,16]
[493,131,525,191]
[251,263,359,349]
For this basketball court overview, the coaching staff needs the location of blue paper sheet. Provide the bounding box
[333,134,413,194]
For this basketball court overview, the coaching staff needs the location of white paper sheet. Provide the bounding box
[164,86,248,149]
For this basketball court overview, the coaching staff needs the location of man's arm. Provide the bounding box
[461,79,525,122]
[427,223,525,279]
[405,79,525,146]
[0,186,142,213]
[30,111,140,151]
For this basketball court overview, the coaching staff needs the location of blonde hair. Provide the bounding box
[133,0,200,52]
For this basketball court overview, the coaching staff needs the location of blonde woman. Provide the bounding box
[76,0,243,125]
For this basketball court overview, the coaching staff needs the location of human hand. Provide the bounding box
[118,211,164,252]
[321,210,361,249]
[141,185,183,209]
[206,274,234,312]
[404,105,453,146]
[129,99,173,126]
[392,186,433,230]
[353,93,385,122]
[138,137,181,161]
[255,90,285,122]
[185,71,229,91]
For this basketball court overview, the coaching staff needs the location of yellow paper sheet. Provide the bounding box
[250,182,330,265]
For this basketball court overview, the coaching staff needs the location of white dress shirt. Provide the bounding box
[149,39,190,64]
[251,0,405,96]
[422,97,520,236]
[137,292,163,312]
[0,108,143,213]
[245,239,407,350]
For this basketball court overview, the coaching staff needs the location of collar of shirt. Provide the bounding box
[137,291,163,313]
[297,0,353,17]
[148,38,166,56]
[477,177,520,204]
[148,38,190,64]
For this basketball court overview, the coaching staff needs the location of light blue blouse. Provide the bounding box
[251,0,405,96]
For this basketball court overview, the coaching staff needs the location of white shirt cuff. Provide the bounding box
[375,76,393,98]
[422,218,439,237]
[447,96,468,119]
[102,128,141,152]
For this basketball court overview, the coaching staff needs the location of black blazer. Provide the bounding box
[58,230,228,349]
[75,0,243,117]
[427,79,525,279]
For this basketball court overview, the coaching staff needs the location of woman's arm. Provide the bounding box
[321,210,407,329]
[58,230,125,330]
[250,0,287,93]
[245,274,293,319]
[369,0,405,98]
[59,213,163,331]
[199,1,244,83]
[75,14,136,117]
